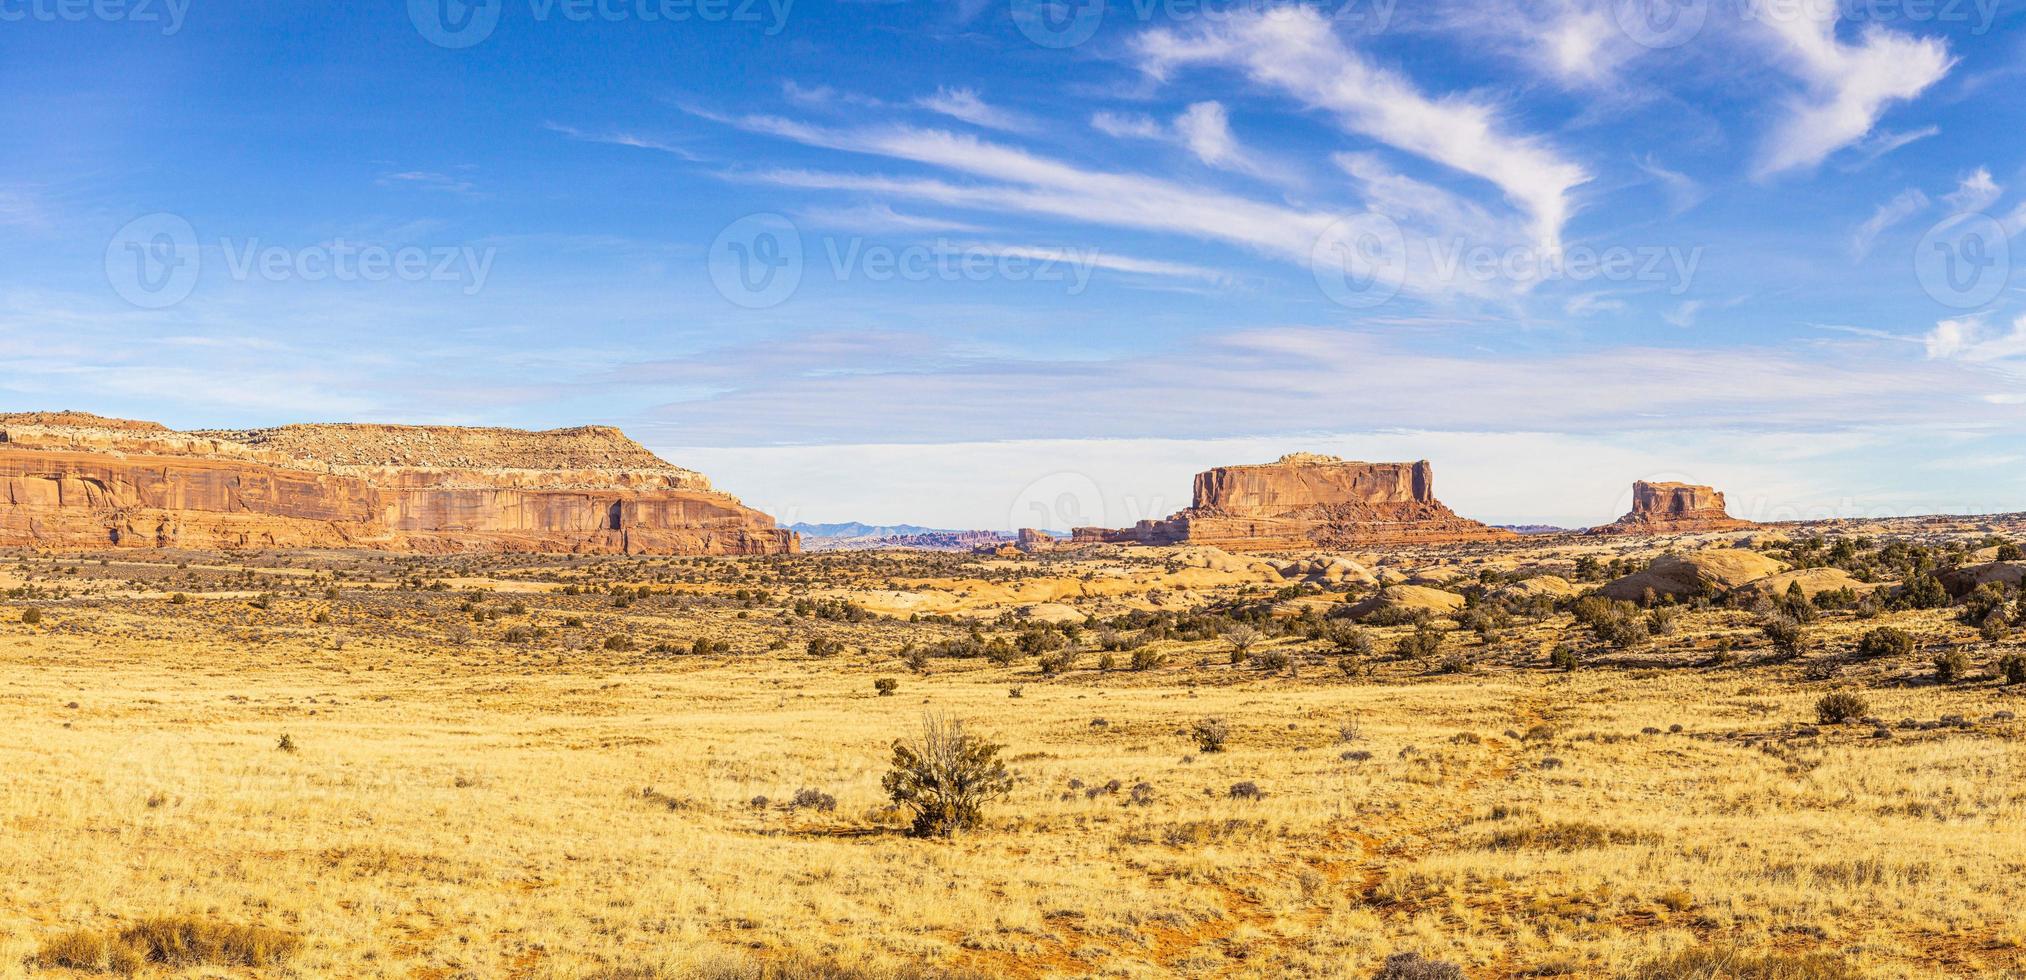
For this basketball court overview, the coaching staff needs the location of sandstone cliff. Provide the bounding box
[0,413,796,555]
[1589,481,1750,535]
[1072,454,1513,552]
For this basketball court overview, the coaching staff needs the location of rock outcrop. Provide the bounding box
[1590,481,1750,535]
[1072,455,1513,552]
[0,413,796,555]
[1597,548,1787,601]
[1347,585,1467,621]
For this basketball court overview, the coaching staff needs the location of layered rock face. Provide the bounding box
[1590,481,1750,535]
[0,413,796,555]
[1072,454,1513,552]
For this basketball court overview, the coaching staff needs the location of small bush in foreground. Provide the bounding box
[881,714,1012,838]
[2000,652,2026,686]
[1814,691,1869,725]
[1372,951,1465,979]
[1190,717,1229,753]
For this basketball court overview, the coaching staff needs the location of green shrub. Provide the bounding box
[881,714,1012,838]
[1854,626,1914,659]
[1814,691,1869,725]
[873,677,899,696]
[1933,649,1973,684]
[2000,653,2026,686]
[1191,717,1229,753]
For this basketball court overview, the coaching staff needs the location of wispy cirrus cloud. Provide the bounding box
[1942,167,2002,213]
[1134,6,1590,248]
[915,87,1035,133]
[544,121,701,160]
[1751,2,1954,177]
[1850,187,1929,260]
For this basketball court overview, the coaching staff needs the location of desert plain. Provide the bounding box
[5,515,2026,979]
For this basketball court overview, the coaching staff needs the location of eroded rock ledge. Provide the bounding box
[1589,480,1751,536]
[1072,454,1514,552]
[0,412,797,555]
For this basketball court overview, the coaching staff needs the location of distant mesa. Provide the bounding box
[1588,480,1751,536]
[1072,453,1515,552]
[0,412,796,555]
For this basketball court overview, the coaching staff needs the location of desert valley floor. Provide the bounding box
[5,520,2026,979]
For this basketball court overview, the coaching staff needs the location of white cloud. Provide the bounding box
[977,244,1234,286]
[1090,111,1164,140]
[796,202,985,234]
[1662,300,1702,327]
[1752,2,1954,177]
[1088,103,1278,180]
[1634,155,1706,217]
[1135,6,1590,248]
[1942,167,2002,213]
[544,122,700,160]
[1564,292,1628,317]
[718,115,1502,299]
[1925,314,2026,363]
[1849,188,1929,260]
[915,87,1033,133]
[1173,101,1247,170]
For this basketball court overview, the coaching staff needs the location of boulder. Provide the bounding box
[1495,575,1578,601]
[1938,562,2026,597]
[1018,602,1088,625]
[1731,567,1874,602]
[1348,585,1467,621]
[1597,548,1787,601]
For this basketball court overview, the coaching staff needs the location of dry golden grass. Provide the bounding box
[2,541,2025,978]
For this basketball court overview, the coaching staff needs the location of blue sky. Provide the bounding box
[4,0,2026,529]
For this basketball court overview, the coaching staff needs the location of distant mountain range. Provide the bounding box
[788,522,1015,552]
[1496,524,1574,535]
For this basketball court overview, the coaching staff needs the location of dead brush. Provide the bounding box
[1630,944,1863,979]
[33,916,301,974]
[1482,819,1655,852]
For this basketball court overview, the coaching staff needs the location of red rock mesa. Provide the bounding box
[1072,453,1514,552]
[0,412,796,555]
[1589,480,1750,535]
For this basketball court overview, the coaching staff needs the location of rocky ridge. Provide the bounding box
[0,413,795,555]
